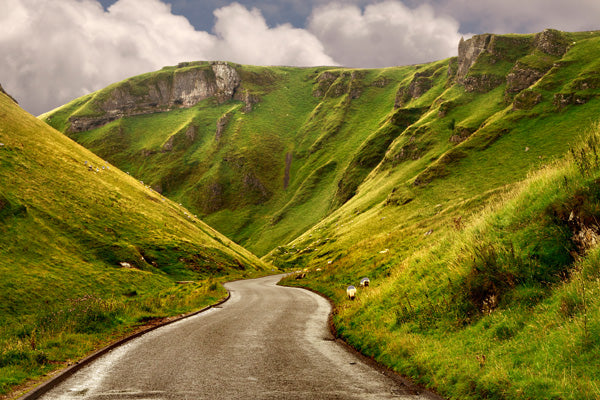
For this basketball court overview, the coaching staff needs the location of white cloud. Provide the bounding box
[308,1,461,68]
[432,0,600,34]
[0,0,335,115]
[212,3,336,66]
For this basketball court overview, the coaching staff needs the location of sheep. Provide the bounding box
[347,285,357,300]
[360,277,370,287]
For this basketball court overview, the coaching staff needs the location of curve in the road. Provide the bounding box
[30,275,441,400]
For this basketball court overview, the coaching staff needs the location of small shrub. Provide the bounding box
[461,242,517,315]
[558,292,582,318]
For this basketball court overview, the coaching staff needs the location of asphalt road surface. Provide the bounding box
[40,275,438,399]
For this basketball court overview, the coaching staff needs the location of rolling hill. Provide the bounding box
[40,28,600,398]
[0,86,267,394]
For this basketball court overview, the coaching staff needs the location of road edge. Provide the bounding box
[280,280,446,400]
[15,291,231,400]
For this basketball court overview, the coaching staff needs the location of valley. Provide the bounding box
[3,28,600,399]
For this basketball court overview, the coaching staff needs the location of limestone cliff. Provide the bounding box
[456,34,493,84]
[68,62,241,132]
[456,29,571,95]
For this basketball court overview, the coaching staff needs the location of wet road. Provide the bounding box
[40,275,437,399]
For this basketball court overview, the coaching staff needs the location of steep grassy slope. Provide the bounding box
[282,126,600,399]
[0,89,266,394]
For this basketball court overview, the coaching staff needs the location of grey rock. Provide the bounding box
[506,63,545,94]
[533,29,570,57]
[456,34,493,83]
[69,62,241,132]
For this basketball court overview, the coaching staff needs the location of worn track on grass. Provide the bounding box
[37,275,439,399]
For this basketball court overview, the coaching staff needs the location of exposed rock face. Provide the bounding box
[203,182,225,213]
[395,71,434,108]
[513,90,542,110]
[312,70,363,99]
[456,34,492,83]
[554,92,593,109]
[409,75,433,99]
[506,63,545,94]
[313,71,338,97]
[211,62,241,102]
[371,77,390,87]
[234,89,260,112]
[456,34,534,93]
[69,62,241,133]
[215,112,232,142]
[533,29,570,56]
[462,74,505,93]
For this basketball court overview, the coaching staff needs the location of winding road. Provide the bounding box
[39,275,439,399]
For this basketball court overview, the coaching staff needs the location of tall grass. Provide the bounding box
[0,279,228,395]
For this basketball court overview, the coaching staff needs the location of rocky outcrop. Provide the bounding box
[69,62,241,133]
[395,71,434,108]
[533,29,570,57]
[506,63,545,94]
[456,35,493,83]
[513,90,542,110]
[505,30,570,96]
[160,124,198,153]
[243,171,269,202]
[462,74,505,93]
[312,70,363,99]
[554,92,593,109]
[371,77,390,87]
[313,71,338,97]
[234,89,260,113]
[456,34,533,93]
[215,112,232,142]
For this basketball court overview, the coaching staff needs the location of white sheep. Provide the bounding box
[347,285,357,300]
[360,277,370,287]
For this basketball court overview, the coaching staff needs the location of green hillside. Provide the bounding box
[0,88,267,394]
[41,29,600,398]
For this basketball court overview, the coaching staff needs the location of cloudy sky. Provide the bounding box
[1,0,599,115]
